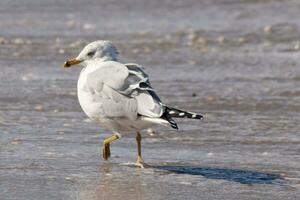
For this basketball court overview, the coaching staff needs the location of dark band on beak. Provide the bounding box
[63,58,82,68]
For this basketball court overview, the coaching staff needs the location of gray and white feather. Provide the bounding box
[68,40,203,133]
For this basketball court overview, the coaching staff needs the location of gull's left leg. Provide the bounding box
[102,133,120,160]
[135,131,148,168]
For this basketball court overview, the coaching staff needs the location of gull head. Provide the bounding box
[64,40,119,68]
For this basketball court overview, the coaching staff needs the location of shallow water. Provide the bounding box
[1,0,300,199]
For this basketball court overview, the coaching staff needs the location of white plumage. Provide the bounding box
[64,40,202,166]
[77,59,164,132]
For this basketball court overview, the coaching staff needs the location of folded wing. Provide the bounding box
[86,61,164,120]
[123,63,163,118]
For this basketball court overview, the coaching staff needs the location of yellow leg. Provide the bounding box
[102,133,120,160]
[135,131,148,168]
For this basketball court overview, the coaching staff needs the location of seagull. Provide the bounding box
[64,40,203,168]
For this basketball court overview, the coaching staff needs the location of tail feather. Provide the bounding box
[141,116,178,129]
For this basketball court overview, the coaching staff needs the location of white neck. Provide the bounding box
[81,56,117,67]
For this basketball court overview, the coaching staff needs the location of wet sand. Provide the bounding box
[1,0,300,199]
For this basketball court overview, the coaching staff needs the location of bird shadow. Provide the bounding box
[153,165,284,185]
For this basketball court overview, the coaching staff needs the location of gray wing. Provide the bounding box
[122,63,164,118]
[86,61,164,119]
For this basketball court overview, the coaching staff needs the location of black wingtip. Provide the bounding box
[169,119,178,129]
[194,114,203,120]
[171,123,178,130]
[165,106,203,120]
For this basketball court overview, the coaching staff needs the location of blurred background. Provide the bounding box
[0,0,299,199]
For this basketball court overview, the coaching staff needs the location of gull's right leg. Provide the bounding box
[102,133,120,160]
[135,131,149,168]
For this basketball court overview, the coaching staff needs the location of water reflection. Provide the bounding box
[78,163,148,200]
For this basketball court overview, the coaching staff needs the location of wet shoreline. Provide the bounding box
[1,0,300,199]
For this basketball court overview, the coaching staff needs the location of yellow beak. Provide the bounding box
[63,58,82,68]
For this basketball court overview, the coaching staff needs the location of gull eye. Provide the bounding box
[87,51,95,57]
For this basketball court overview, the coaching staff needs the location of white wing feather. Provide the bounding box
[84,61,163,119]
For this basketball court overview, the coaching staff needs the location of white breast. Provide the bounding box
[77,66,103,120]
